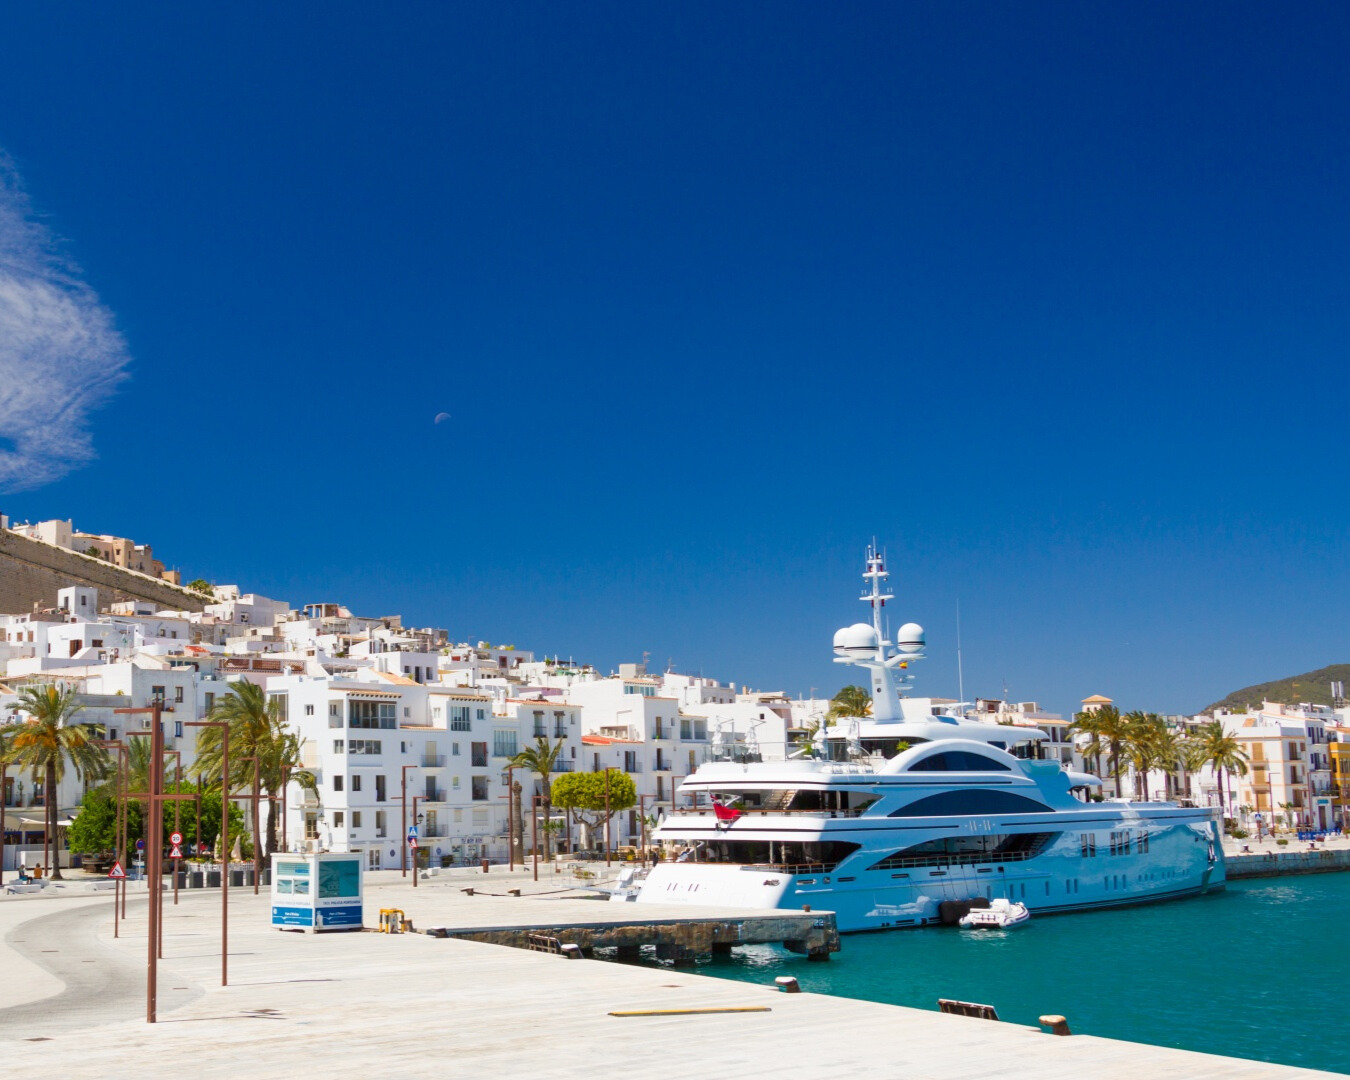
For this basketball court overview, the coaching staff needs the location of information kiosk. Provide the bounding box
[270,852,363,932]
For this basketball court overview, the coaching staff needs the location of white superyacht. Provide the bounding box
[634,548,1225,931]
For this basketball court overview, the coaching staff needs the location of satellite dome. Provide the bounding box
[833,623,879,654]
[896,622,925,654]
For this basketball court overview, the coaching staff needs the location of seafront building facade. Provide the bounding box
[16,551,1346,870]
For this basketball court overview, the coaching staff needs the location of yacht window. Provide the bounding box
[691,840,859,872]
[908,751,1010,772]
[888,790,1052,817]
[869,832,1056,871]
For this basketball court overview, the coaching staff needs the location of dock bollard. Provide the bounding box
[508,888,521,897]
[775,977,801,994]
[1039,1014,1071,1036]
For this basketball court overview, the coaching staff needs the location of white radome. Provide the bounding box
[896,622,925,654]
[833,622,879,653]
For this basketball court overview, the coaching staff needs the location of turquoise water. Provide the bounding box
[672,875,1350,1074]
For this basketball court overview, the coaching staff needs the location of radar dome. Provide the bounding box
[833,623,879,654]
[896,622,925,654]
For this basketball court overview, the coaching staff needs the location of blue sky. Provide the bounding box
[1,3,1347,716]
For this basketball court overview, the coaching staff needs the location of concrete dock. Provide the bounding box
[0,868,1340,1079]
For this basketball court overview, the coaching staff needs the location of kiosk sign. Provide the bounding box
[270,853,363,932]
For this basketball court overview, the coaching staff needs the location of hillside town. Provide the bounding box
[2,516,1348,877]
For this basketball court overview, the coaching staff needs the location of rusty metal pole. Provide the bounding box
[186,720,230,986]
[0,762,6,891]
[411,794,421,888]
[401,764,416,877]
[280,764,291,854]
[145,700,164,1022]
[252,755,261,895]
[604,767,613,867]
[639,793,648,858]
[506,765,516,871]
[168,751,182,908]
[531,794,539,882]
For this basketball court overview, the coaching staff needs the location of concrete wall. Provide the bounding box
[0,529,207,616]
[1226,848,1350,878]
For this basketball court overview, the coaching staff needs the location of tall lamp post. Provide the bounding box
[92,739,128,935]
[604,767,614,868]
[185,720,230,987]
[114,702,195,1023]
[410,795,423,888]
[400,764,417,877]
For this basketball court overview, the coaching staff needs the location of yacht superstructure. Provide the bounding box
[635,547,1225,931]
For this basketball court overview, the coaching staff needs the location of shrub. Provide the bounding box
[1276,838,1289,847]
[1229,828,1249,839]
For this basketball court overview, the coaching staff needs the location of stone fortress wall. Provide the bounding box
[0,528,208,614]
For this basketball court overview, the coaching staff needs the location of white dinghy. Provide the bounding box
[958,899,1031,930]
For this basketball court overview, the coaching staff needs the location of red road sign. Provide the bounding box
[170,844,184,859]
[108,861,126,879]
[407,836,419,849]
[170,831,183,846]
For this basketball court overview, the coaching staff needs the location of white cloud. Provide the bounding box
[0,154,129,493]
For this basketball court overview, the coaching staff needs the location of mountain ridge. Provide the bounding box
[1202,663,1350,715]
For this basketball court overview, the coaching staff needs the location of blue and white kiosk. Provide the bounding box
[270,852,363,932]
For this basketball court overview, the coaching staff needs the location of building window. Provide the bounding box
[375,810,387,837]
[352,775,362,792]
[349,740,382,756]
[375,775,387,802]
[452,776,460,790]
[334,775,344,792]
[305,704,315,716]
[472,808,489,827]
[404,707,410,718]
[152,685,166,704]
[204,692,214,712]
[333,811,344,828]
[174,721,183,738]
[271,693,288,723]
[476,708,486,721]
[352,811,362,829]
[471,776,489,801]
[452,742,460,756]
[471,742,488,768]
[493,730,518,758]
[173,685,184,703]
[350,701,396,729]
[533,711,546,737]
[333,740,345,754]
[450,706,472,730]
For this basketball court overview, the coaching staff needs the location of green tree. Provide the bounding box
[186,579,214,596]
[1122,711,1170,801]
[829,685,873,719]
[193,682,315,859]
[510,737,566,860]
[551,770,637,850]
[1192,720,1249,821]
[1071,704,1130,798]
[4,685,108,880]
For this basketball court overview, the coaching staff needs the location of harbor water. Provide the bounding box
[689,873,1350,1074]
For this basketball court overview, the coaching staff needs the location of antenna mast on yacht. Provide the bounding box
[862,543,893,661]
[956,599,965,706]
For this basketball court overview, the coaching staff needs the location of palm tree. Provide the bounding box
[1193,720,1249,821]
[193,682,314,861]
[510,737,565,861]
[1071,705,1130,798]
[5,685,107,880]
[829,685,872,719]
[1122,712,1169,801]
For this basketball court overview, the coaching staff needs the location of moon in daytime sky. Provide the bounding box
[434,412,451,424]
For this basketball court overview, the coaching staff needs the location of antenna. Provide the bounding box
[956,599,964,706]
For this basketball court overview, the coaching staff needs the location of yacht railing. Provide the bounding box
[733,862,833,875]
[668,807,868,819]
[873,849,1042,871]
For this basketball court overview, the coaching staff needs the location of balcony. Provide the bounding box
[421,755,446,768]
[533,726,547,738]
[424,786,447,802]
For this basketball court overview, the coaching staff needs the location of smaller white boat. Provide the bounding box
[958,899,1030,930]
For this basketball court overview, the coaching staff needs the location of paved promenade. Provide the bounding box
[0,868,1340,1079]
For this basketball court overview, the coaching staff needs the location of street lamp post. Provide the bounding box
[113,702,195,1023]
[531,794,540,882]
[638,793,648,858]
[400,764,417,877]
[411,795,423,888]
[604,767,614,867]
[185,720,230,987]
[92,739,128,936]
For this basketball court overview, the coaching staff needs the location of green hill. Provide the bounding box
[1202,663,1350,714]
